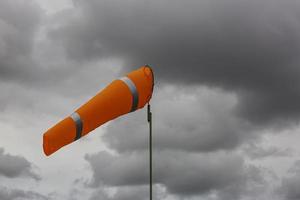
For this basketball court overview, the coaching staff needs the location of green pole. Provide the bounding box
[147,104,152,200]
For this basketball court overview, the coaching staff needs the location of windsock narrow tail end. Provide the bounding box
[43,117,77,156]
[43,135,52,156]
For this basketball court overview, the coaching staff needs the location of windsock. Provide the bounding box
[43,65,154,156]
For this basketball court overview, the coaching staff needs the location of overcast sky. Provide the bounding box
[1,0,300,199]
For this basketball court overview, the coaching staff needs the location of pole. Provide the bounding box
[147,103,152,200]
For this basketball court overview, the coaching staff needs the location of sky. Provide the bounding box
[1,0,300,199]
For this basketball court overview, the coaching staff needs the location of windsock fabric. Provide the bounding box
[43,65,154,156]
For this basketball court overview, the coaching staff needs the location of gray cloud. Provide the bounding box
[0,148,40,180]
[0,0,42,82]
[278,160,300,200]
[280,177,300,200]
[242,143,292,160]
[0,0,119,115]
[88,185,174,200]
[94,86,269,198]
[0,186,49,200]
[103,86,255,153]
[89,186,150,200]
[49,0,300,125]
[0,0,118,113]
[85,150,265,198]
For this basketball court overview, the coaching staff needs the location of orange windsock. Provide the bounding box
[43,65,154,156]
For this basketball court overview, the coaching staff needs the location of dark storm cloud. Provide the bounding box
[85,150,264,197]
[0,148,40,180]
[0,0,117,106]
[50,0,300,124]
[0,0,42,81]
[0,0,119,116]
[103,86,254,153]
[0,186,49,200]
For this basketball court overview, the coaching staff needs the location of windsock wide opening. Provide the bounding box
[144,65,154,98]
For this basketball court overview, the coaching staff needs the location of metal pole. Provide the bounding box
[147,103,152,200]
